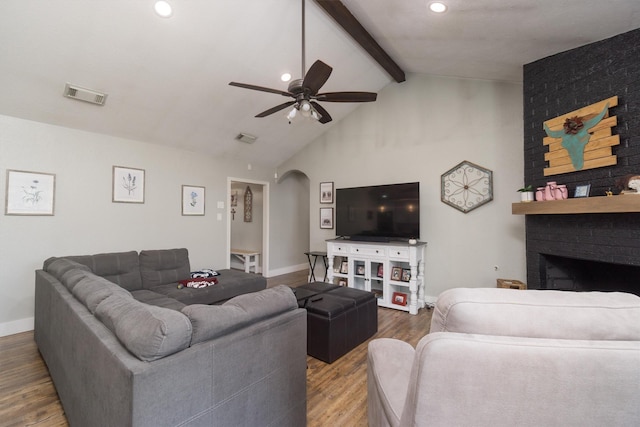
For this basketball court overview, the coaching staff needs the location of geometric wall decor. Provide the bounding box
[441,160,493,213]
[542,96,618,176]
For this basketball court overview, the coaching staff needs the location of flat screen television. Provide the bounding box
[335,182,420,242]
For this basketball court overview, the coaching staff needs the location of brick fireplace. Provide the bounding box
[522,28,640,294]
[526,213,640,296]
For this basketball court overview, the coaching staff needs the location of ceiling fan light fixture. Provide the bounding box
[428,2,447,13]
[281,73,292,82]
[300,100,312,117]
[286,107,297,123]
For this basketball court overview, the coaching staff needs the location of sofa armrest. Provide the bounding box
[367,338,415,427]
[430,288,640,340]
[399,332,640,427]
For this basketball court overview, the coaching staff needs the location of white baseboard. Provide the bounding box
[0,317,34,338]
[266,263,307,278]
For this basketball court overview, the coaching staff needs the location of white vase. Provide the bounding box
[520,191,535,202]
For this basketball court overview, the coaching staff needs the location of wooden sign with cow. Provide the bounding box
[542,96,619,176]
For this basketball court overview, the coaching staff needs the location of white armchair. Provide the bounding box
[367,288,640,427]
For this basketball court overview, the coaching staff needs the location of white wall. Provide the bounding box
[269,171,310,276]
[0,115,297,336]
[279,73,526,301]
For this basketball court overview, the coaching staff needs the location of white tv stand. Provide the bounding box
[326,239,427,315]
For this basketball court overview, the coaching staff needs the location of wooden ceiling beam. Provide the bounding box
[314,0,406,83]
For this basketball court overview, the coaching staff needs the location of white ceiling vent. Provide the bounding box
[63,83,107,106]
[235,132,257,144]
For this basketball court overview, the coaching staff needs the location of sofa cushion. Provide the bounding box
[151,268,266,305]
[181,285,297,345]
[72,273,131,314]
[44,258,92,285]
[64,251,143,291]
[139,248,190,289]
[95,294,192,361]
[130,289,186,311]
[431,288,640,340]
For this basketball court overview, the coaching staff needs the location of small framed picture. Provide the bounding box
[340,260,348,274]
[333,257,342,273]
[574,184,591,198]
[356,265,365,275]
[377,264,384,278]
[320,182,334,204]
[338,279,347,287]
[401,269,411,282]
[113,166,145,203]
[182,185,205,216]
[392,292,407,306]
[391,267,402,281]
[5,169,56,216]
[320,207,334,229]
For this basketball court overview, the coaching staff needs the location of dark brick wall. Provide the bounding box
[523,27,640,289]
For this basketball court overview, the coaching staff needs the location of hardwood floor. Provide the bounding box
[0,270,431,427]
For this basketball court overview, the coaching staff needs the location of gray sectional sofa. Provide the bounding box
[34,248,307,427]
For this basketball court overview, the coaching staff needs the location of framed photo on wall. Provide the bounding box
[113,166,145,203]
[5,169,56,215]
[182,185,205,216]
[320,207,333,229]
[320,182,334,204]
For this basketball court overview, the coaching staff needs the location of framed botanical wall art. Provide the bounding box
[113,166,145,203]
[182,185,205,216]
[320,181,334,204]
[5,169,56,215]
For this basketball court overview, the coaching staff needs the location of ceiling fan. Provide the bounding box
[228,0,377,124]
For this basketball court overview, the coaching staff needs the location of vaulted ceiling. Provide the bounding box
[1,0,639,168]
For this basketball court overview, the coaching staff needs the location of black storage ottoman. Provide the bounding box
[306,293,357,363]
[290,287,320,308]
[300,282,378,363]
[327,286,378,344]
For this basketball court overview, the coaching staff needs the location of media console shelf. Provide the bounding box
[326,239,427,315]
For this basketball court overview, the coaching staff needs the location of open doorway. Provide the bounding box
[227,178,270,276]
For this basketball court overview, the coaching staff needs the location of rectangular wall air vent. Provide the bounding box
[235,132,257,144]
[63,83,107,106]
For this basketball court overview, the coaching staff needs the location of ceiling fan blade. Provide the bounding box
[316,91,377,102]
[310,101,332,124]
[302,60,333,95]
[229,82,293,97]
[255,101,297,118]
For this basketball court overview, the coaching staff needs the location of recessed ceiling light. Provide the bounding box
[428,2,447,13]
[154,1,173,18]
[281,73,292,82]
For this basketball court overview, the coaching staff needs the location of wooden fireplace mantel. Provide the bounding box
[512,195,640,215]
